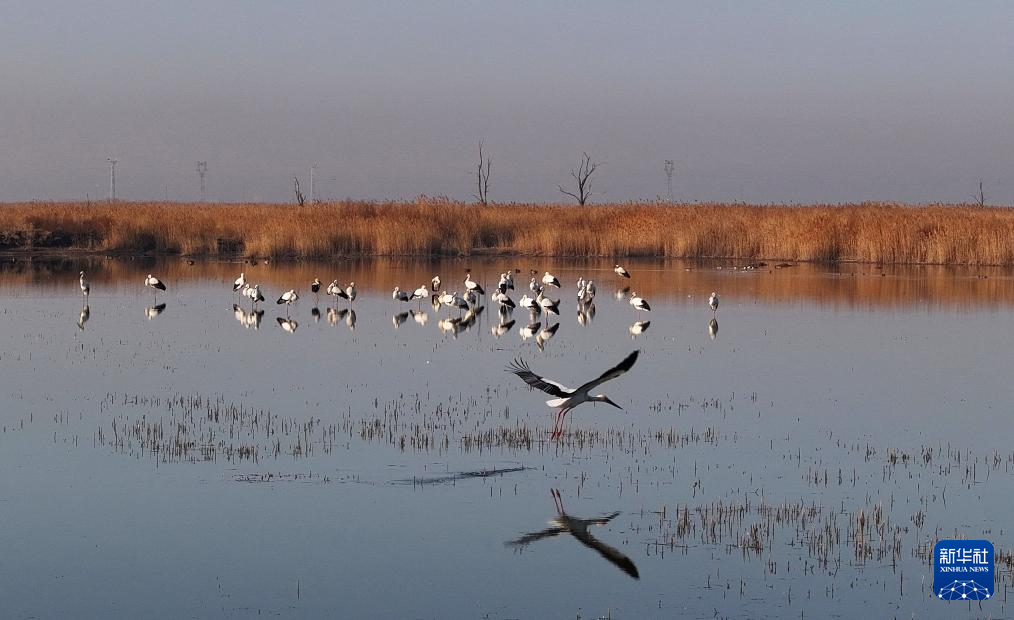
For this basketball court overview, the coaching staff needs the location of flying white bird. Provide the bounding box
[507,350,639,439]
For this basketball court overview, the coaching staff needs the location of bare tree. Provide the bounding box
[474,139,492,206]
[294,176,305,206]
[973,178,985,207]
[558,152,599,205]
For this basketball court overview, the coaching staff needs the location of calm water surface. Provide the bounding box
[1,257,1013,619]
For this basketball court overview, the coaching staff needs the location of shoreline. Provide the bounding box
[2,199,1014,265]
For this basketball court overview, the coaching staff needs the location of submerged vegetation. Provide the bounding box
[3,199,1014,264]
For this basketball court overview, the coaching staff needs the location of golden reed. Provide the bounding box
[2,198,1013,264]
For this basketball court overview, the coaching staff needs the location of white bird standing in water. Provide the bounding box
[245,283,265,306]
[529,277,542,294]
[464,271,485,295]
[276,289,299,315]
[311,278,322,302]
[507,350,639,439]
[345,282,357,304]
[709,291,720,313]
[614,264,631,279]
[431,276,441,292]
[536,290,560,316]
[393,286,411,303]
[233,272,246,292]
[542,271,561,288]
[327,280,349,303]
[629,292,651,314]
[144,274,166,301]
[79,271,90,298]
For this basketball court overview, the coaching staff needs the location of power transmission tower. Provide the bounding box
[107,158,118,201]
[664,160,675,202]
[310,162,318,204]
[196,161,208,201]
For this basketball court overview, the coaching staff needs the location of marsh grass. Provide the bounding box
[3,199,1014,264]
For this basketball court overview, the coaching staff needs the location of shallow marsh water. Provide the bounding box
[1,256,1013,619]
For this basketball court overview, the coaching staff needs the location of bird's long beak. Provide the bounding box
[602,397,623,410]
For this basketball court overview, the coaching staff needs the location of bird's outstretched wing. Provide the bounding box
[575,350,639,394]
[504,527,566,547]
[569,527,640,579]
[506,358,570,397]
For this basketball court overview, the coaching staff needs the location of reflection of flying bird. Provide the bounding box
[708,317,718,340]
[505,489,639,579]
[614,264,631,279]
[276,317,298,333]
[79,271,90,297]
[507,350,639,439]
[145,303,167,320]
[77,304,90,330]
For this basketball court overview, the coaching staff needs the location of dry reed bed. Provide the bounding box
[3,199,1014,264]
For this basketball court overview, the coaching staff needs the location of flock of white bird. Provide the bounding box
[76,263,721,339]
[75,263,721,437]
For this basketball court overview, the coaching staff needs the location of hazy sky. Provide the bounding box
[2,1,1012,204]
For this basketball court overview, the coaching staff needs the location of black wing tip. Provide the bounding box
[621,350,640,370]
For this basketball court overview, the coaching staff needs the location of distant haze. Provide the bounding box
[2,1,1012,204]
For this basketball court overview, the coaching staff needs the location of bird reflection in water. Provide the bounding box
[311,307,321,323]
[535,322,559,351]
[345,309,357,331]
[276,316,298,333]
[614,286,630,301]
[628,320,650,338]
[708,317,718,340]
[77,304,90,330]
[233,304,264,330]
[392,311,409,329]
[505,489,639,579]
[576,302,596,326]
[145,303,167,320]
[410,309,428,326]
